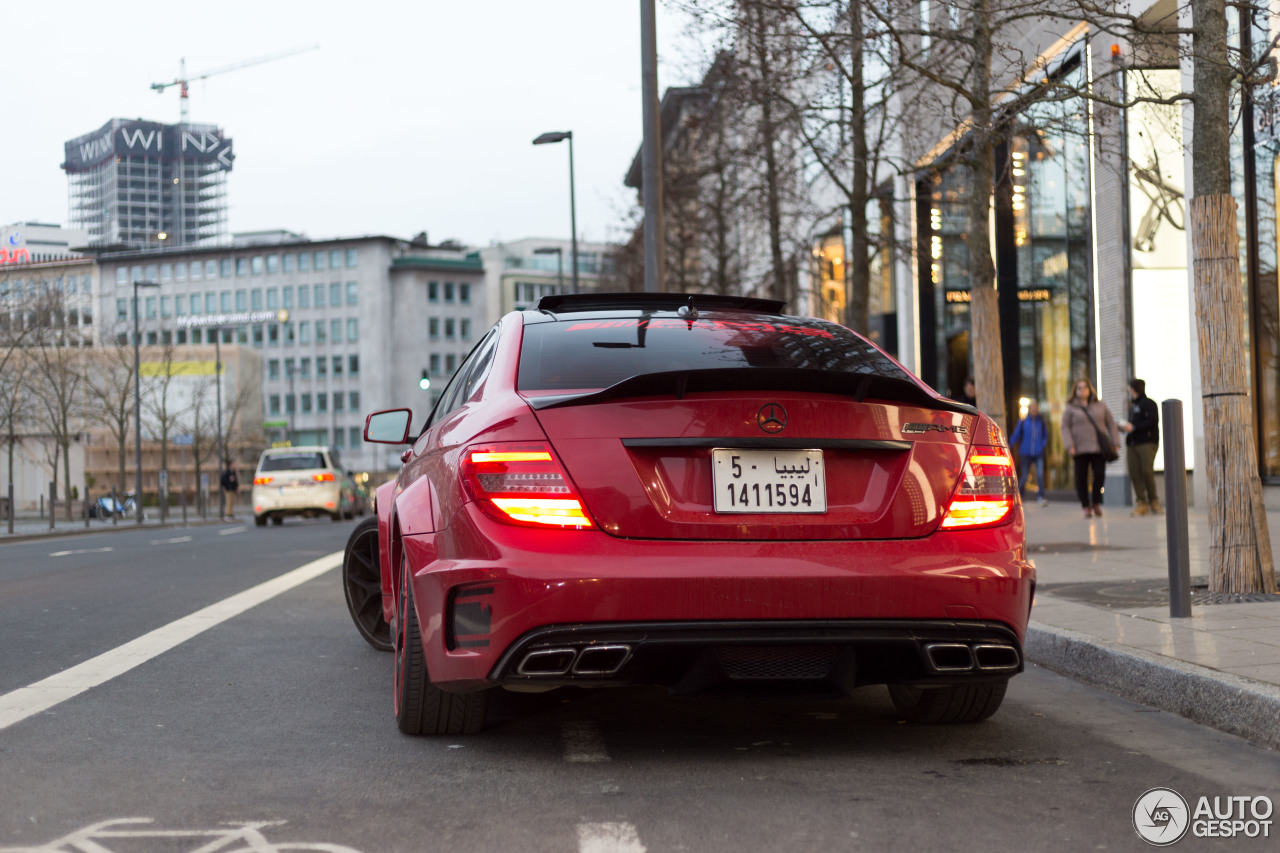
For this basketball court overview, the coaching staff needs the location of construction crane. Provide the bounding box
[151,44,319,122]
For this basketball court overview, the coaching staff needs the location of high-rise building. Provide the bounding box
[62,118,234,249]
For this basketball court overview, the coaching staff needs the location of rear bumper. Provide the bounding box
[399,503,1034,692]
[252,483,340,516]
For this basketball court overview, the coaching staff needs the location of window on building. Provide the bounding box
[210,260,221,278]
[349,427,361,447]
[317,357,327,377]
[284,323,296,346]
[191,329,202,344]
[266,254,279,274]
[317,392,328,412]
[349,391,360,412]
[253,325,263,347]
[175,262,188,282]
[445,354,456,373]
[282,253,295,273]
[334,392,345,411]
[346,281,358,305]
[330,319,341,342]
[330,249,342,270]
[329,282,341,305]
[220,291,232,312]
[315,321,326,344]
[297,285,310,308]
[236,258,247,276]
[429,353,440,374]
[334,427,345,447]
[314,283,325,306]
[176,329,185,344]
[345,248,358,268]
[346,318,358,341]
[175,295,185,317]
[269,395,280,415]
[301,393,312,414]
[116,268,128,286]
[269,359,280,380]
[236,290,247,311]
[267,288,279,310]
[459,282,470,304]
[460,318,471,340]
[286,394,296,414]
[445,318,455,339]
[299,252,311,272]
[300,321,311,344]
[444,282,454,302]
[145,296,157,319]
[189,262,202,281]
[282,286,293,309]
[161,296,171,318]
[333,355,343,376]
[348,354,359,375]
[160,263,172,283]
[314,251,327,271]
[162,330,173,345]
[284,357,295,379]
[131,264,143,283]
[428,281,439,302]
[192,294,202,314]
[145,264,158,281]
[237,327,248,344]
[146,331,158,346]
[252,289,262,310]
[429,317,439,339]
[268,324,279,345]
[251,256,264,275]
[116,299,127,320]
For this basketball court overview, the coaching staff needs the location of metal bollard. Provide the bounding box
[111,486,118,526]
[1162,399,1192,617]
[49,482,56,531]
[84,481,90,528]
[6,482,12,535]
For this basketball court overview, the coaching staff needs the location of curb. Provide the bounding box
[0,517,230,545]
[1025,623,1280,751]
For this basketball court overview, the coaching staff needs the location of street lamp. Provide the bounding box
[133,280,160,524]
[532,246,564,293]
[532,131,578,292]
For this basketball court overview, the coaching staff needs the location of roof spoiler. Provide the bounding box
[535,292,787,315]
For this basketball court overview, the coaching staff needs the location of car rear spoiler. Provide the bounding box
[523,368,978,415]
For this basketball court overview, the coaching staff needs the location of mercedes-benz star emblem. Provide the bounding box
[757,403,787,434]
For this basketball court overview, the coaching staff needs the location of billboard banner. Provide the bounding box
[62,120,234,173]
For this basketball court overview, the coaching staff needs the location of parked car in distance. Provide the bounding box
[251,446,354,526]
[358,292,1033,735]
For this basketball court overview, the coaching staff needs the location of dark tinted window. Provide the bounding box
[259,452,327,472]
[517,314,911,391]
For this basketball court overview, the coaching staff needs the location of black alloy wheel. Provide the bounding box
[343,518,392,651]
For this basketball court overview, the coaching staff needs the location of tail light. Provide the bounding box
[941,445,1017,530]
[461,443,592,529]
[313,472,335,482]
[253,476,274,485]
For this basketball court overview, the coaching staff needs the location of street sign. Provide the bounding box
[174,434,194,446]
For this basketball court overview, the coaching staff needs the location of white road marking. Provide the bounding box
[218,527,245,536]
[48,547,114,558]
[577,822,645,853]
[0,552,343,733]
[149,536,193,545]
[562,720,610,763]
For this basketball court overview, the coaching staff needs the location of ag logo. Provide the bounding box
[756,403,787,434]
[1134,787,1190,846]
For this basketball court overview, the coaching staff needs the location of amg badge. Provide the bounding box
[902,422,968,435]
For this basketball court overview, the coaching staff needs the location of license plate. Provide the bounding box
[712,448,826,514]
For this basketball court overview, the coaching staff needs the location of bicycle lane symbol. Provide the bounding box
[0,817,364,853]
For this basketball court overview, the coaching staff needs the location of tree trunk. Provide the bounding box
[846,0,870,335]
[1189,197,1278,593]
[753,5,790,303]
[1189,0,1277,593]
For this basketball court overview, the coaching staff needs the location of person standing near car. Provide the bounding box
[1060,377,1120,519]
[1009,399,1049,506]
[220,460,239,520]
[1120,378,1162,516]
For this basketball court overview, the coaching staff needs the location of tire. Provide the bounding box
[394,552,489,734]
[343,518,392,651]
[888,680,1009,724]
[255,515,268,527]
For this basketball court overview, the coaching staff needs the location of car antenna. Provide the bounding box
[677,296,698,321]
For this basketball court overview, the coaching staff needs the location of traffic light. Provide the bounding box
[419,370,431,391]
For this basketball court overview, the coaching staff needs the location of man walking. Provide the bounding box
[220,460,240,520]
[1120,378,1161,516]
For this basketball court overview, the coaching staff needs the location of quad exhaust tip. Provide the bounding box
[923,642,1020,674]
[516,645,632,678]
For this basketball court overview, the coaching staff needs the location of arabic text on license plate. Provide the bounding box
[711,448,826,514]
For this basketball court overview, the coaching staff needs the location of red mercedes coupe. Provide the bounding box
[354,293,1034,734]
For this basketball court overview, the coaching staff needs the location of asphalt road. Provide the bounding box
[1,521,1278,852]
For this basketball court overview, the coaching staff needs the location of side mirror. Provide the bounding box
[365,408,413,444]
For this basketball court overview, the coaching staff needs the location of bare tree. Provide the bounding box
[83,342,136,495]
[25,288,88,521]
[141,340,189,509]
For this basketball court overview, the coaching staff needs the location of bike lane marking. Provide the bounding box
[48,547,114,557]
[577,822,646,853]
[0,551,343,733]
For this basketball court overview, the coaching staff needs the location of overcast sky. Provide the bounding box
[4,1,703,249]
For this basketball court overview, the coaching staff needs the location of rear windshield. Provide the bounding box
[259,452,327,472]
[518,314,913,391]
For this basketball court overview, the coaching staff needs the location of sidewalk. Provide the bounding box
[1,503,238,541]
[1023,489,1280,751]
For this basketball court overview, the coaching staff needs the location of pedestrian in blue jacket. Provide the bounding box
[1010,400,1049,505]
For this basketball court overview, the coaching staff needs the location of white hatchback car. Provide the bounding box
[252,446,354,526]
